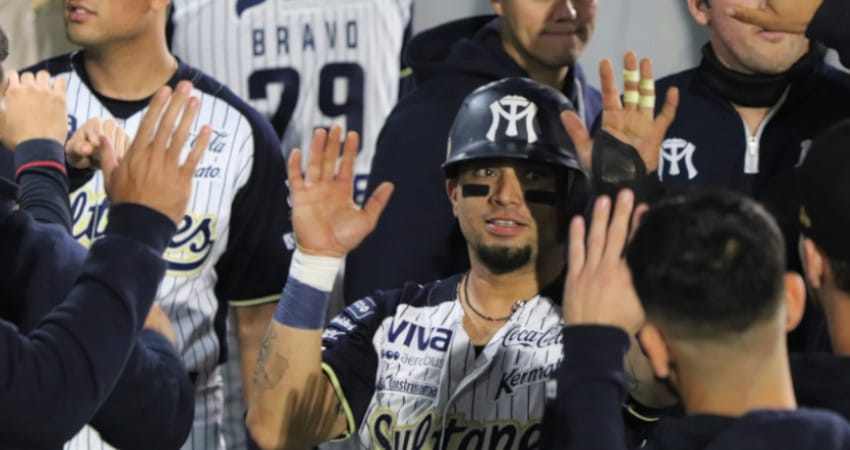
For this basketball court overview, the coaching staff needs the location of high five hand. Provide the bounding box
[563,190,646,334]
[288,125,394,257]
[562,52,679,173]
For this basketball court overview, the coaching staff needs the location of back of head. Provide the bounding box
[799,119,850,294]
[627,189,787,341]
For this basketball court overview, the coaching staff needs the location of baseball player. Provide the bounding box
[170,0,413,204]
[27,1,293,449]
[168,3,411,445]
[246,77,591,449]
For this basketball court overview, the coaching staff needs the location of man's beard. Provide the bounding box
[475,244,532,275]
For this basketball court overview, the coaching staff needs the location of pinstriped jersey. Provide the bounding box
[322,274,565,449]
[29,52,292,376]
[171,0,413,204]
[27,52,293,450]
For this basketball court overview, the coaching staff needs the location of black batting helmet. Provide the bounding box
[442,77,584,178]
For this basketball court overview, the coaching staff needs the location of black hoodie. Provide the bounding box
[344,16,601,301]
[541,326,850,450]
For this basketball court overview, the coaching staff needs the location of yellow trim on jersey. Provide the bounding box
[624,402,661,423]
[229,294,280,308]
[321,362,357,441]
[400,67,413,79]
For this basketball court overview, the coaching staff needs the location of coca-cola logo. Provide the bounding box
[502,326,562,348]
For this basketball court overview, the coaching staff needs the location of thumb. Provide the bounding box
[99,135,120,187]
[561,110,592,170]
[362,182,394,228]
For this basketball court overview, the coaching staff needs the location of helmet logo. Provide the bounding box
[486,95,539,144]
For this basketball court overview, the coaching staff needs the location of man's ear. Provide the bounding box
[801,238,825,289]
[687,0,710,26]
[446,179,459,217]
[638,324,671,379]
[784,271,806,332]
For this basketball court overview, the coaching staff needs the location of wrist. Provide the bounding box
[290,248,343,292]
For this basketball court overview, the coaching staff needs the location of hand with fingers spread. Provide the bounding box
[562,52,679,173]
[563,189,646,334]
[288,124,394,258]
[104,81,212,225]
[66,118,131,169]
[0,70,68,149]
[725,0,821,33]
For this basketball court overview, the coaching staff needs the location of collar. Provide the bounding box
[71,51,193,119]
[696,44,822,107]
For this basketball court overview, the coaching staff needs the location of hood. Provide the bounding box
[405,15,527,85]
[648,409,850,450]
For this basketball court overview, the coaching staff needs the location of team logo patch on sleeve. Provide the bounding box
[345,297,377,320]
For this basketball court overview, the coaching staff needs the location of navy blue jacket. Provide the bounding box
[808,0,850,67]
[791,353,850,422]
[344,16,601,301]
[540,326,850,450]
[653,52,850,353]
[0,140,191,449]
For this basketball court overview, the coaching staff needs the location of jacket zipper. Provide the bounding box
[740,88,790,174]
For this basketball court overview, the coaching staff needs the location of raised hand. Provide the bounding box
[726,0,821,33]
[66,118,130,169]
[563,189,646,334]
[0,70,68,149]
[288,124,394,257]
[562,52,679,173]
[104,81,212,225]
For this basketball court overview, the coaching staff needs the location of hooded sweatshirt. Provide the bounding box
[344,16,601,301]
[540,326,850,450]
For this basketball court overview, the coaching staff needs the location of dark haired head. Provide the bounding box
[627,189,786,340]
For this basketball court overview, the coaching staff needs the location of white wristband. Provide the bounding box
[289,249,343,292]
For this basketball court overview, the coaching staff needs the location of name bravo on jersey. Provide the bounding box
[251,18,360,57]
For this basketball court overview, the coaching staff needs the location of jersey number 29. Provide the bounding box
[248,62,365,149]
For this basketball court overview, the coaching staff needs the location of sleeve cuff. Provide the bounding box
[138,329,177,353]
[321,362,357,441]
[561,325,631,373]
[105,204,177,254]
[13,139,67,177]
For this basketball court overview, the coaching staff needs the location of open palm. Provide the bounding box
[563,52,679,173]
[288,125,394,257]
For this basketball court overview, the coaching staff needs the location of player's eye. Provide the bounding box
[474,167,497,177]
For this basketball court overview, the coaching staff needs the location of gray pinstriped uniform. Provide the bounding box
[322,275,564,449]
[26,53,293,450]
